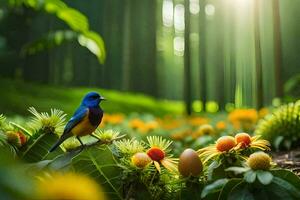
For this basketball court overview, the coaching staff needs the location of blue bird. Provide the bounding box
[49,92,105,152]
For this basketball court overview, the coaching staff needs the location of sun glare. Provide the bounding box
[163,0,174,27]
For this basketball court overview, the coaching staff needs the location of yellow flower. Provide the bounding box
[94,129,122,143]
[198,136,237,164]
[146,136,178,173]
[247,152,271,170]
[27,107,66,135]
[62,138,81,151]
[36,172,106,200]
[171,129,191,140]
[193,124,215,138]
[234,133,270,151]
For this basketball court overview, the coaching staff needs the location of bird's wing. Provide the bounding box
[63,106,89,135]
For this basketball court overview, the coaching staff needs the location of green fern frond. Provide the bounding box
[27,107,66,135]
[0,114,14,132]
[0,131,8,147]
[255,100,300,150]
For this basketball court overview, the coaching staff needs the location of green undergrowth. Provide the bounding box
[0,78,184,116]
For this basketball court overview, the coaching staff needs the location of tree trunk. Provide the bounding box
[184,0,192,115]
[272,0,284,98]
[254,0,264,109]
[199,0,207,112]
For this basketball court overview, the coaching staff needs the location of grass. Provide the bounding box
[0,78,184,117]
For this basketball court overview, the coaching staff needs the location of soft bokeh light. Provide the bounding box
[205,4,215,16]
[162,0,173,27]
[174,4,185,32]
[190,0,200,15]
[173,36,184,56]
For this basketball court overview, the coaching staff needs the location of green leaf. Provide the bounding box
[72,146,122,200]
[27,0,89,33]
[56,8,89,32]
[9,122,32,136]
[22,30,106,64]
[225,167,249,175]
[47,149,81,170]
[274,136,284,150]
[271,169,300,190]
[79,31,106,64]
[244,170,256,183]
[21,132,61,162]
[12,0,106,64]
[21,30,77,56]
[257,170,273,185]
[228,183,254,200]
[218,178,242,200]
[201,179,228,198]
[272,177,300,198]
[266,182,294,200]
[207,160,223,181]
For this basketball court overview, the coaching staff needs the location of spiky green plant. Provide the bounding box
[94,129,124,143]
[255,100,300,150]
[27,107,66,135]
[0,114,12,131]
[114,138,146,156]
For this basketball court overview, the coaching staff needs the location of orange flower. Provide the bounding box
[188,117,209,127]
[17,131,27,146]
[258,108,269,119]
[129,119,145,130]
[216,121,226,130]
[216,136,236,152]
[102,113,124,125]
[146,136,178,173]
[171,129,191,140]
[198,136,237,163]
[147,147,165,161]
[235,133,251,148]
[234,133,270,151]
[145,121,159,131]
[158,118,182,130]
[228,109,258,131]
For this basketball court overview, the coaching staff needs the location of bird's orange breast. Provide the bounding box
[71,114,97,136]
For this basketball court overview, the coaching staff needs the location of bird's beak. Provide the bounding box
[100,96,106,100]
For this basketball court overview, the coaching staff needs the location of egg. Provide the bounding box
[178,148,203,177]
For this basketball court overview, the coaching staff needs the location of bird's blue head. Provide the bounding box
[81,92,105,107]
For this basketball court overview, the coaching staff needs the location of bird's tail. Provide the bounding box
[49,133,71,152]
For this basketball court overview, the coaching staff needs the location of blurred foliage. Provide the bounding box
[0,152,34,200]
[0,78,184,116]
[255,100,300,150]
[284,73,300,101]
[1,0,106,63]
